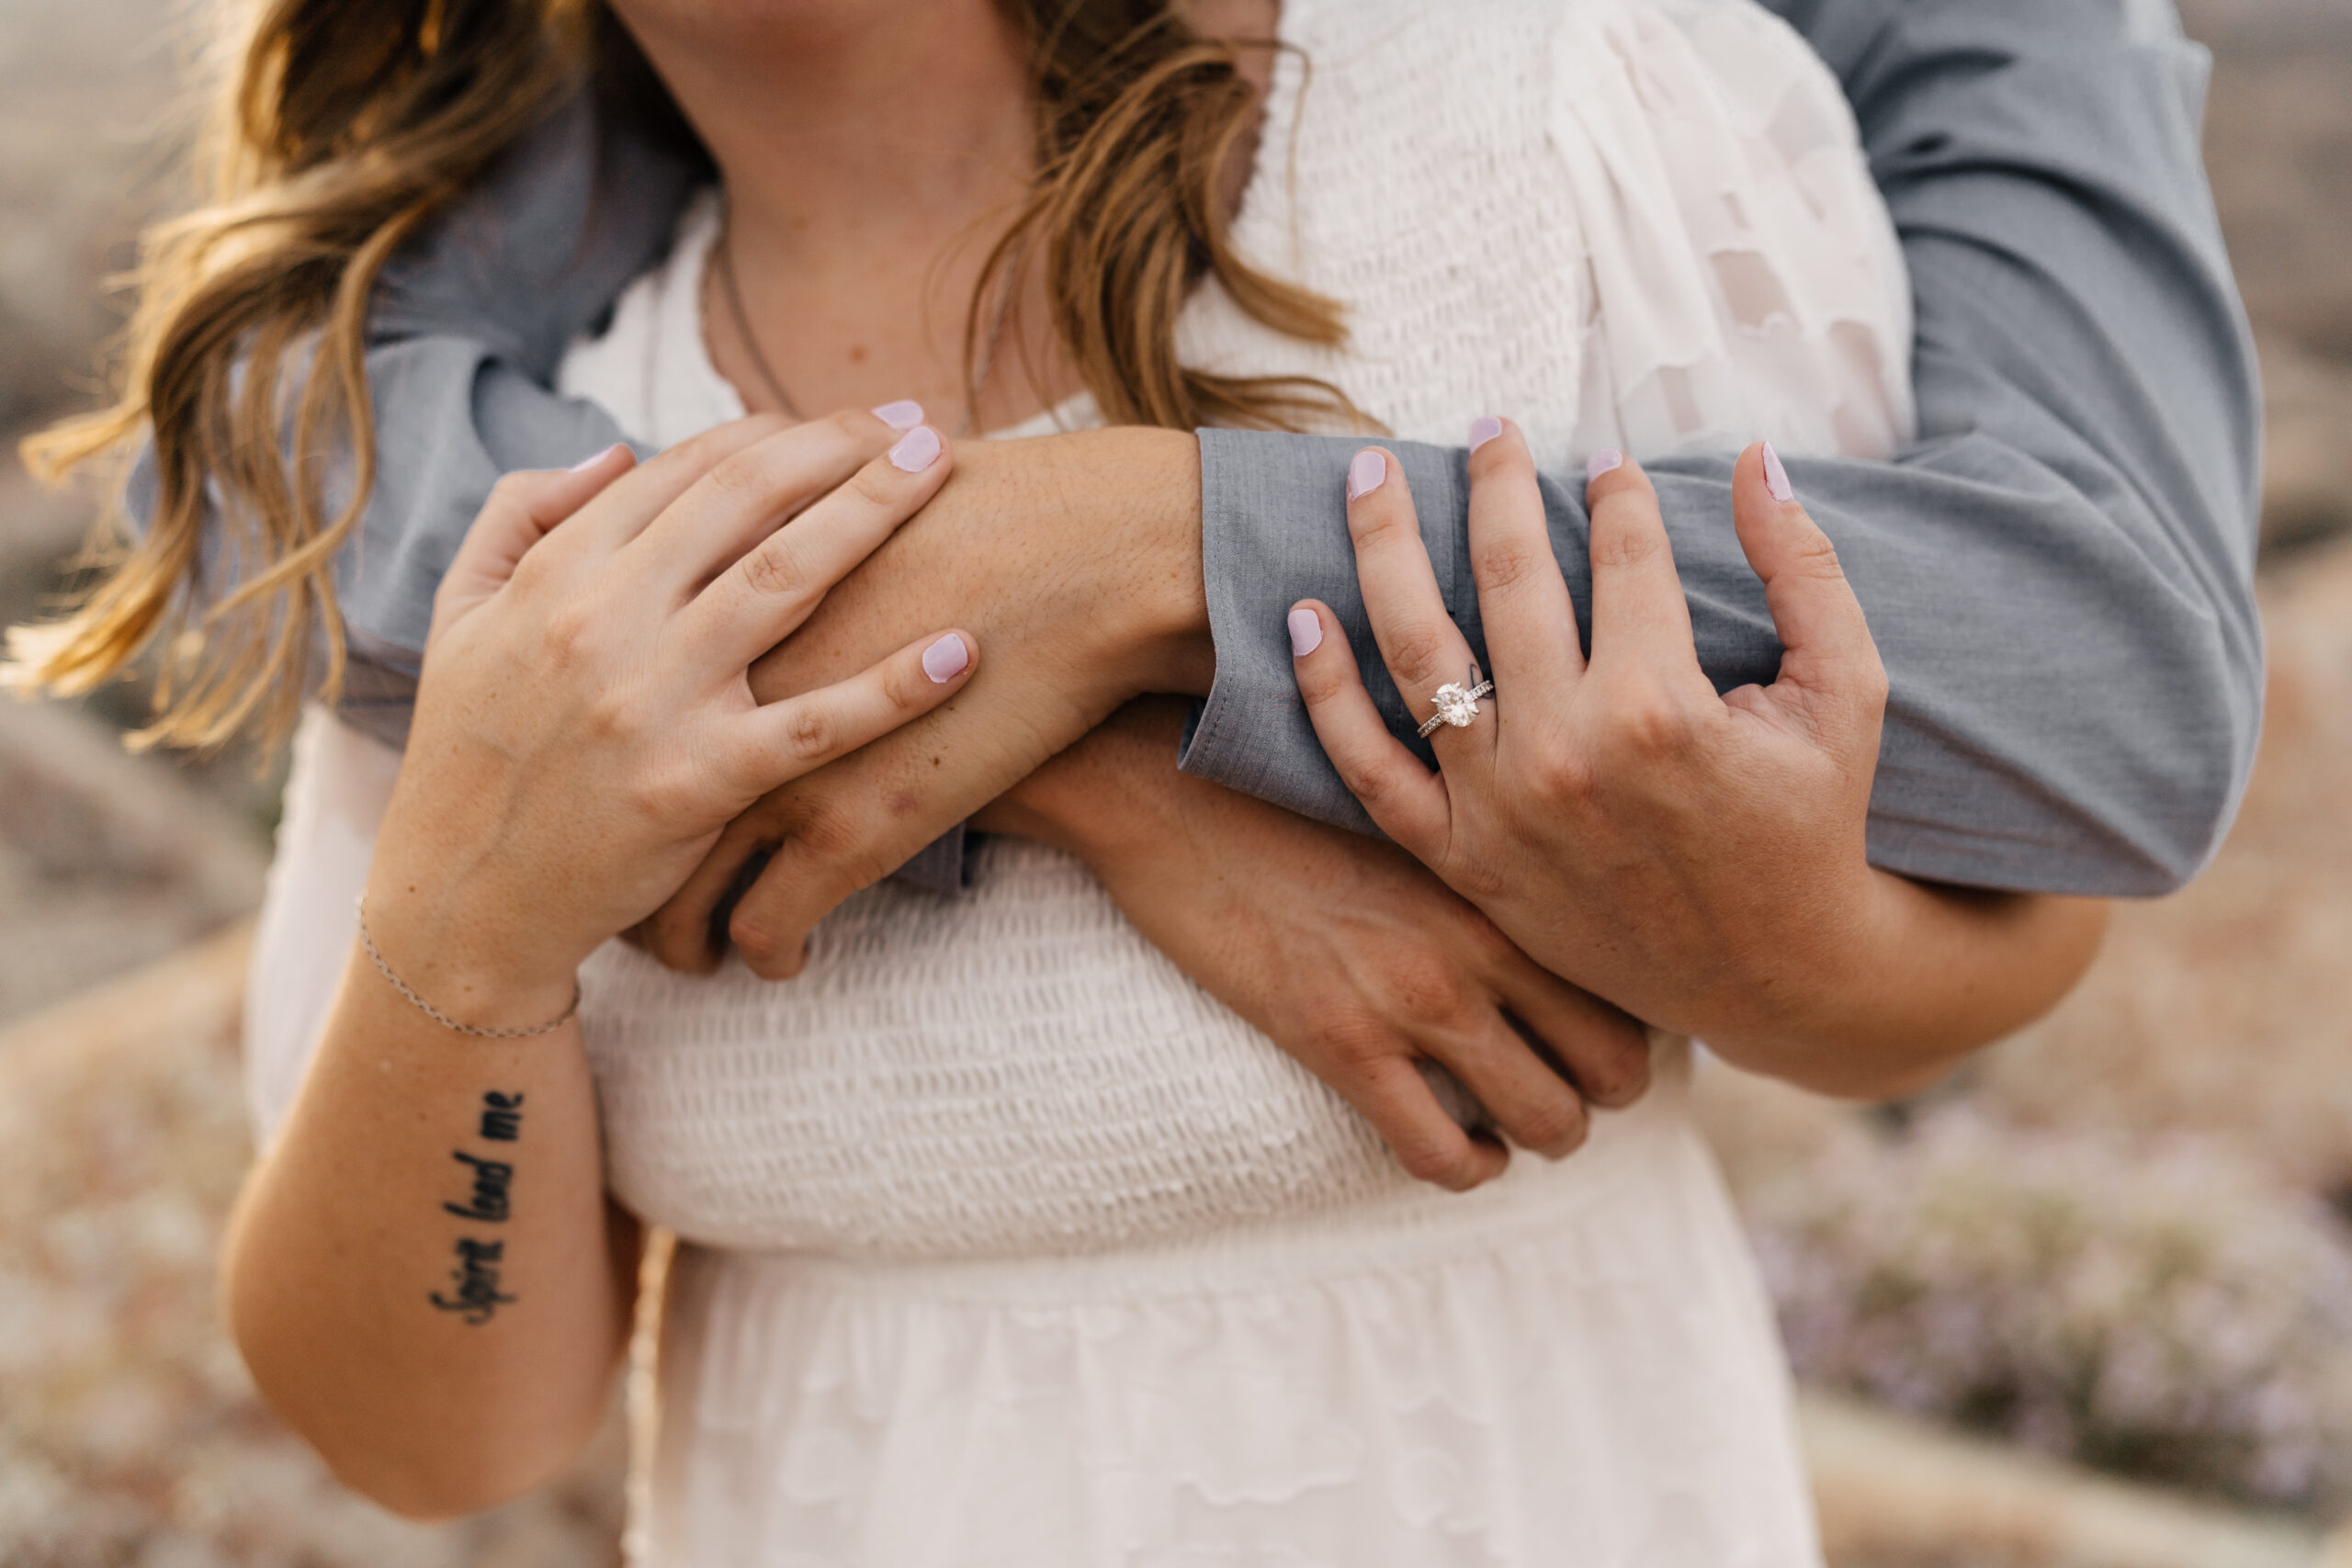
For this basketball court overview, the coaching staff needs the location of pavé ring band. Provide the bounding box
[1417,674,1496,739]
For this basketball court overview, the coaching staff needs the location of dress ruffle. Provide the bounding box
[645,1057,1819,1568]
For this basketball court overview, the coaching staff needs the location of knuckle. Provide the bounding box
[739,538,805,601]
[1476,539,1551,596]
[1784,522,1846,581]
[1334,755,1397,814]
[1589,515,1665,572]
[790,806,889,889]
[1512,1094,1589,1156]
[1453,905,1519,969]
[1348,504,1411,548]
[1527,739,1597,807]
[778,700,836,764]
[1385,626,1453,690]
[848,465,899,511]
[624,763,696,825]
[1857,655,1891,712]
[1295,653,1355,710]
[541,601,598,662]
[641,908,719,975]
[879,653,931,713]
[585,691,639,745]
[1589,1024,1655,1104]
[1309,1010,1389,1072]
[486,469,541,508]
[1396,1132,1476,1190]
[792,804,860,861]
[705,448,775,509]
[1607,682,1697,761]
[1388,954,1471,1029]
[507,541,559,592]
[726,907,783,968]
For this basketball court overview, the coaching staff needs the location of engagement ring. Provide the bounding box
[1417,673,1496,738]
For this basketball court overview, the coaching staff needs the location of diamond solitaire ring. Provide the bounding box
[1417,672,1496,739]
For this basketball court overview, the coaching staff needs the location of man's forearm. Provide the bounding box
[1181,1,2261,898]
[234,0,2252,908]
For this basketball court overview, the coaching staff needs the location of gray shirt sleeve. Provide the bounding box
[1181,0,2263,897]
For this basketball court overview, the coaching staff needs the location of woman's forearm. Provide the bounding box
[1705,882,2109,1101]
[222,940,633,1518]
[219,413,985,1517]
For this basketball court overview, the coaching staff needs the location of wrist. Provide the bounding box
[1695,865,1894,1046]
[977,699,1192,864]
[1701,867,1945,1096]
[1059,427,1214,698]
[359,858,583,1032]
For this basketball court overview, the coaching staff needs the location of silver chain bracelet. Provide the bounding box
[355,896,580,1040]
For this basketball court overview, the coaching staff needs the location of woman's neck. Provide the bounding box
[616,0,1058,427]
[613,0,1281,430]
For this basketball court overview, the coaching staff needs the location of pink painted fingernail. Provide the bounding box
[1287,606,1323,657]
[1586,448,1623,483]
[569,443,625,472]
[1468,415,1504,452]
[872,400,925,431]
[1347,447,1387,501]
[1761,441,1793,503]
[921,633,968,682]
[889,426,944,472]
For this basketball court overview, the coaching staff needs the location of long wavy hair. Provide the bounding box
[14,0,1351,750]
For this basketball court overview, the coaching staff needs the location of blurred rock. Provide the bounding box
[1968,533,2352,1198]
[2182,0,2352,359]
[2260,337,2352,557]
[0,698,266,1026]
[0,0,188,433]
[1804,1392,2330,1568]
[0,927,627,1568]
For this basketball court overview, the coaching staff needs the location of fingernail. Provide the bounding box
[889,426,943,472]
[1586,448,1623,483]
[1347,447,1387,501]
[569,443,625,472]
[921,633,968,682]
[872,399,925,431]
[1468,415,1503,452]
[1287,606,1323,657]
[1762,441,1793,503]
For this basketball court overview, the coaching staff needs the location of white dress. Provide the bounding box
[246,1,1913,1562]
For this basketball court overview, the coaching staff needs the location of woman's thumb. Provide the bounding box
[435,444,636,627]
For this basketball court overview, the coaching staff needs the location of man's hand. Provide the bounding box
[984,699,1652,1190]
[637,426,1213,975]
[1291,426,2103,1095]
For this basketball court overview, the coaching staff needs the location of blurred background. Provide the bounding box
[1,1,2347,1563]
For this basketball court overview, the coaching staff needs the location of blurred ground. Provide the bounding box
[1,0,2348,1564]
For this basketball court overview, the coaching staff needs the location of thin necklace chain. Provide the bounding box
[714,212,1017,439]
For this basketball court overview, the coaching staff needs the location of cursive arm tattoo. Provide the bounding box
[430,1090,526,1325]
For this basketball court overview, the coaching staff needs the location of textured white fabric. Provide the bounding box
[245,0,1906,1560]
[643,1050,1819,1568]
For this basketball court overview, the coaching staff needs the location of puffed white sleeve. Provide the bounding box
[243,705,402,1149]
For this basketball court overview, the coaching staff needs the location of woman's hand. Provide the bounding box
[1291,427,2105,1094]
[632,427,1211,976]
[979,699,1653,1191]
[365,409,978,1023]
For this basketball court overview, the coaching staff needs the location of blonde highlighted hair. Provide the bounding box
[16,0,1352,750]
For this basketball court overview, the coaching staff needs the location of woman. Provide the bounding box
[21,0,2132,1561]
